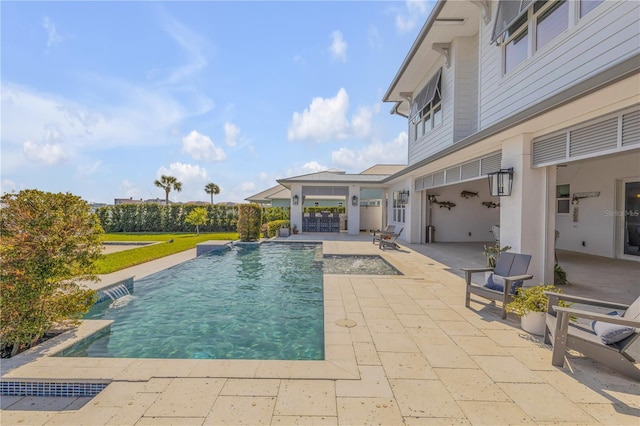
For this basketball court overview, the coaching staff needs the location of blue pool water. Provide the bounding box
[65,243,324,360]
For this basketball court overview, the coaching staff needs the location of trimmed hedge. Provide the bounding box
[266,220,290,237]
[237,204,262,242]
[96,204,239,233]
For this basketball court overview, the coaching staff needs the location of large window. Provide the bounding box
[535,0,569,51]
[392,192,406,223]
[495,0,605,75]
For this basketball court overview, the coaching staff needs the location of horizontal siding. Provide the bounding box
[453,36,479,143]
[479,1,639,129]
[569,117,618,157]
[622,110,640,147]
[532,133,567,165]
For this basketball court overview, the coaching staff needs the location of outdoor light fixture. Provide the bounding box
[398,190,410,206]
[487,168,514,197]
[352,195,359,206]
[293,195,299,205]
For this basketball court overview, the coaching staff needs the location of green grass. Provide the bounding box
[95,232,238,274]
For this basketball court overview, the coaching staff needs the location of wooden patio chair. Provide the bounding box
[372,225,396,244]
[462,252,533,319]
[379,228,403,250]
[544,291,640,381]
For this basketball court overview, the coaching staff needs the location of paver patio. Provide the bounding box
[1,238,639,425]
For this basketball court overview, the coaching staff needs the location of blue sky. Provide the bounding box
[1,1,433,204]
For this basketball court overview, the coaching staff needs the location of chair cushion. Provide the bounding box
[591,315,636,344]
[483,273,523,295]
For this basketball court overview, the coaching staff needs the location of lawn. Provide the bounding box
[95,232,238,274]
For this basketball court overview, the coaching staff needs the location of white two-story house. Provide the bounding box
[257,0,639,284]
[381,0,639,283]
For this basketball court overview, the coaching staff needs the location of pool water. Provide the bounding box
[66,243,324,360]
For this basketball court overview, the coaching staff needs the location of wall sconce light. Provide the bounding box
[487,168,514,197]
[292,195,299,205]
[352,195,359,206]
[398,190,410,206]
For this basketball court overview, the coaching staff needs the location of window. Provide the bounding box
[580,0,603,18]
[504,20,529,73]
[495,0,603,75]
[410,69,442,141]
[556,184,570,214]
[535,0,568,51]
[392,191,406,223]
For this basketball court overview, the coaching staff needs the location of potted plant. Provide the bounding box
[292,224,299,235]
[506,284,567,335]
[482,243,511,268]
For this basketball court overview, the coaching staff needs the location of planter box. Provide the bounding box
[279,228,290,237]
[521,311,546,335]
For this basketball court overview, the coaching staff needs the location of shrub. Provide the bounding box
[262,207,290,223]
[0,190,102,357]
[237,204,262,241]
[266,220,290,237]
[185,207,209,235]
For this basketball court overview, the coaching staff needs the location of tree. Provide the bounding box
[185,207,209,235]
[154,175,182,206]
[237,204,262,241]
[204,182,220,205]
[0,190,103,357]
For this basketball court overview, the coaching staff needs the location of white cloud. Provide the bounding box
[331,132,408,171]
[368,26,382,50]
[288,89,379,143]
[1,179,17,195]
[288,88,350,142]
[119,179,142,200]
[42,17,62,47]
[302,161,328,173]
[23,140,68,165]
[224,122,240,147]
[329,30,347,62]
[77,160,102,177]
[395,0,430,34]
[181,130,226,162]
[156,162,211,202]
[293,54,306,65]
[240,181,256,192]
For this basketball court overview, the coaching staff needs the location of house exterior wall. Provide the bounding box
[555,152,640,258]
[452,35,479,143]
[478,0,640,130]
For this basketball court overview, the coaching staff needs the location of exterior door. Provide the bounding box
[619,179,640,259]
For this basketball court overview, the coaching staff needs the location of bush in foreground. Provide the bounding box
[0,190,102,357]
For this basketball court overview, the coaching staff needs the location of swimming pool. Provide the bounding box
[65,243,324,360]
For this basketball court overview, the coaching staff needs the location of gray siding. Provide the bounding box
[478,1,640,129]
[453,36,479,143]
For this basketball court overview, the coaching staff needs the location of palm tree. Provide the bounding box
[154,175,182,206]
[204,182,220,204]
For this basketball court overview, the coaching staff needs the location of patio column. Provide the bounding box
[347,185,360,235]
[290,183,303,234]
[499,135,554,284]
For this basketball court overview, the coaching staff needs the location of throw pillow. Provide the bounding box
[483,273,505,292]
[591,315,636,344]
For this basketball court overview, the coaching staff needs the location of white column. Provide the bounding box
[347,185,361,235]
[290,183,303,233]
[499,135,553,285]
[406,180,420,243]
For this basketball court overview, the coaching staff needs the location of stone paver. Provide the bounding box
[2,238,638,425]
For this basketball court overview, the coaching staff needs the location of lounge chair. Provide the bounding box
[462,252,533,319]
[544,292,640,381]
[379,228,403,250]
[372,225,396,245]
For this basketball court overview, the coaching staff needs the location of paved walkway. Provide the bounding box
[1,238,639,425]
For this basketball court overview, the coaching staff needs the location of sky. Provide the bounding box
[1,1,434,204]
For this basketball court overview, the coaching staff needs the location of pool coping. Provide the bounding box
[2,240,416,384]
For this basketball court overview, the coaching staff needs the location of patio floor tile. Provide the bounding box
[472,356,544,383]
[434,368,510,401]
[456,400,536,424]
[220,379,281,396]
[379,352,438,380]
[144,378,224,418]
[204,396,275,425]
[335,365,393,398]
[336,397,404,425]
[389,378,466,419]
[273,380,336,417]
[271,415,338,425]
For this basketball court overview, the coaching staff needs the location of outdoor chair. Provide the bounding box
[544,292,640,381]
[379,228,403,250]
[462,252,533,319]
[372,225,396,244]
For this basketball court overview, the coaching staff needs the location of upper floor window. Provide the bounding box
[410,69,442,141]
[493,0,605,75]
[580,0,603,18]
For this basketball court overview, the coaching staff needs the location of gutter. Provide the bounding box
[382,54,640,183]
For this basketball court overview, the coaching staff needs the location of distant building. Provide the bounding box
[114,197,143,205]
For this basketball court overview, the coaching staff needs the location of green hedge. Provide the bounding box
[262,206,290,223]
[303,206,345,214]
[266,220,290,237]
[96,204,239,233]
[237,204,262,241]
